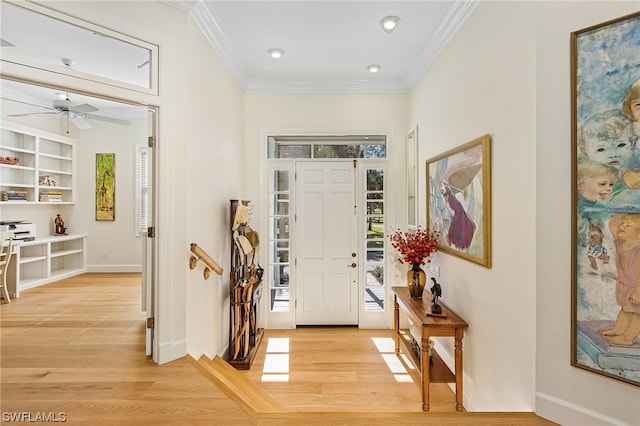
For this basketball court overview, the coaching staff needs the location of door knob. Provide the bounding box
[348,262,357,268]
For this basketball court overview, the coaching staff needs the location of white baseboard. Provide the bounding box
[536,392,628,426]
[157,339,187,365]
[87,264,142,273]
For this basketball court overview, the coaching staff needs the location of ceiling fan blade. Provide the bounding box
[8,112,60,117]
[1,96,55,111]
[69,114,91,129]
[84,113,130,126]
[70,103,99,114]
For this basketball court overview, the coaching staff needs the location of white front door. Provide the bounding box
[295,161,359,325]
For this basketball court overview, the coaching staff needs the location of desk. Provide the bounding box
[392,286,468,412]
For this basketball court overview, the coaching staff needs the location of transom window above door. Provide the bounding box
[267,135,386,159]
[0,1,158,94]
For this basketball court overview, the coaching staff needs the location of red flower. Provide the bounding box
[388,226,440,266]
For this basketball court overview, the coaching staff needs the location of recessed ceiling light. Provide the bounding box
[60,57,74,68]
[268,48,284,60]
[380,16,400,33]
[368,64,381,74]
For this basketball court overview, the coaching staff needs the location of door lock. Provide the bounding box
[348,262,357,268]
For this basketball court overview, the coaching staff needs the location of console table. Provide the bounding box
[392,286,468,412]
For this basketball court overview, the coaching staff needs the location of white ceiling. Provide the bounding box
[167,0,478,93]
[0,0,477,127]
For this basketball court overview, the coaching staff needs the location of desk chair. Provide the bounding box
[1,232,14,303]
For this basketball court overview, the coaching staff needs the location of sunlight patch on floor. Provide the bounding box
[262,337,290,382]
[266,337,290,352]
[372,337,415,383]
[372,337,395,352]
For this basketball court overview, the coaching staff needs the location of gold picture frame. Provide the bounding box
[570,12,640,387]
[426,134,491,267]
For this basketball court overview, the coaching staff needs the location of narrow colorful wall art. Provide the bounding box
[96,153,115,221]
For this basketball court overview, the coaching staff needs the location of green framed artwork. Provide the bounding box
[571,12,640,387]
[96,153,115,221]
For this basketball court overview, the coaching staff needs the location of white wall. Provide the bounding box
[408,0,537,412]
[73,119,146,272]
[535,2,640,425]
[409,0,640,422]
[183,14,245,359]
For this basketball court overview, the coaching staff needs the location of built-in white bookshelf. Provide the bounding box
[6,235,87,297]
[1,121,76,204]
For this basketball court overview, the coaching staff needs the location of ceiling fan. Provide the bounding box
[2,57,130,130]
[2,96,130,130]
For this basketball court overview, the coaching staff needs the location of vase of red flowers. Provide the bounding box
[389,226,440,299]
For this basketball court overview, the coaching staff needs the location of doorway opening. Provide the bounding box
[0,78,157,357]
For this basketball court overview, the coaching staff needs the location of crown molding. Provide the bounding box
[189,1,251,89]
[161,0,197,14]
[246,78,410,94]
[403,0,479,90]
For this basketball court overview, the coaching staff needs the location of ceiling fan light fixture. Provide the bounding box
[368,64,381,74]
[268,48,284,60]
[380,16,400,33]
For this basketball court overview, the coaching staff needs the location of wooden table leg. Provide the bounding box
[393,295,399,354]
[421,336,430,411]
[454,328,464,411]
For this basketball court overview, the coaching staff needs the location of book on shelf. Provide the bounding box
[40,195,63,201]
[2,191,28,201]
[39,190,63,201]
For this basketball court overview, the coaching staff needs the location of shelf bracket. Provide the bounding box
[189,243,223,280]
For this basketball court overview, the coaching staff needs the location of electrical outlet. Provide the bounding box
[102,251,108,259]
[430,264,440,277]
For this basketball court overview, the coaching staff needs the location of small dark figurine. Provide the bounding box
[430,277,442,315]
[54,213,67,235]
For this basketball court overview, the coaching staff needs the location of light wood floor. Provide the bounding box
[1,273,556,425]
[240,327,459,412]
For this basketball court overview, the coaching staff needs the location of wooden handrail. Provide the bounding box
[189,243,223,279]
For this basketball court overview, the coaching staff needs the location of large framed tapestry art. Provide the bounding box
[571,11,640,387]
